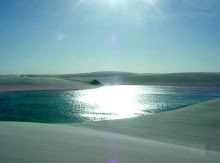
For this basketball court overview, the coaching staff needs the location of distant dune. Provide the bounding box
[0,72,220,92]
[24,71,138,78]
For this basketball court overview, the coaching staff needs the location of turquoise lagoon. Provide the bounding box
[1,86,220,123]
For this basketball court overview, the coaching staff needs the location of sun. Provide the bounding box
[72,0,159,10]
[109,0,127,7]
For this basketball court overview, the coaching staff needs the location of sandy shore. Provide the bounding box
[0,99,220,162]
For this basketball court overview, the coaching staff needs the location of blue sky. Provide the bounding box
[0,0,220,74]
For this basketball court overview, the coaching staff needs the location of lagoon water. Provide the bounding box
[1,86,220,123]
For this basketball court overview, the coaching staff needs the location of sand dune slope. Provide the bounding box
[0,99,220,162]
[78,99,220,151]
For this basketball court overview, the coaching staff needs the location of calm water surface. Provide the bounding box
[1,86,220,123]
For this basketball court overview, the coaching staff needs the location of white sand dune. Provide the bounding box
[0,76,98,91]
[1,72,220,92]
[1,99,220,162]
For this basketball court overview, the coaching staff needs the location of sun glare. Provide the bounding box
[72,0,159,10]
[72,0,86,10]
[78,86,148,119]
[109,0,127,7]
[141,0,158,6]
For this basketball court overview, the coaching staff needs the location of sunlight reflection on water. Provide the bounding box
[63,86,156,120]
[63,85,172,120]
[61,85,220,122]
[78,86,150,119]
[1,85,220,123]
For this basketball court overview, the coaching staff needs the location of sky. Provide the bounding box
[0,0,220,74]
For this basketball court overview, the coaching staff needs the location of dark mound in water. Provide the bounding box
[90,80,102,85]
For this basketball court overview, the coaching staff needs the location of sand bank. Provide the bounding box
[1,72,220,92]
[0,76,98,92]
[0,99,220,162]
